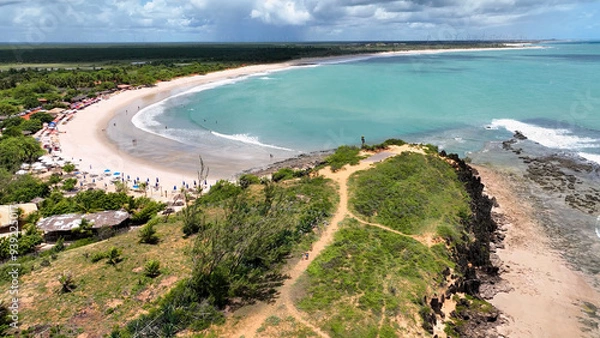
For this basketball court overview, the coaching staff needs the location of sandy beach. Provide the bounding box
[58,62,300,198]
[57,45,538,199]
[475,165,600,338]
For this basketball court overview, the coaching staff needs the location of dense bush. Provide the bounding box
[325,145,363,172]
[198,180,242,205]
[361,138,407,151]
[238,173,260,189]
[119,175,336,336]
[271,168,307,182]
[0,172,49,204]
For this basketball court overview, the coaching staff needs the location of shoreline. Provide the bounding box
[58,45,540,199]
[475,164,600,337]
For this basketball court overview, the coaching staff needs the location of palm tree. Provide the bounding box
[139,182,148,197]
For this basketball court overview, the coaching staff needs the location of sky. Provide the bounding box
[0,0,599,43]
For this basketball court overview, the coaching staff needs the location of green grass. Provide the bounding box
[2,217,191,336]
[325,146,366,172]
[349,152,470,235]
[255,316,319,338]
[297,218,454,337]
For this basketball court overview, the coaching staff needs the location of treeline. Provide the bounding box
[0,62,236,113]
[1,41,508,64]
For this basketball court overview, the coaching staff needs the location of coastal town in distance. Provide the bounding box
[1,1,600,337]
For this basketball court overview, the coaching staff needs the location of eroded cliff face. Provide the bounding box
[420,152,507,338]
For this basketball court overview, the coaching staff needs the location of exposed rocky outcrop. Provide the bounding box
[242,150,333,177]
[422,151,509,337]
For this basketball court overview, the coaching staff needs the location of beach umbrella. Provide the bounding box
[113,172,120,176]
[133,185,139,189]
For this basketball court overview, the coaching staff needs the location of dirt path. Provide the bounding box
[228,146,422,337]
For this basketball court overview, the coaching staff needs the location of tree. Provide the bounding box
[48,173,62,188]
[106,247,123,266]
[58,271,76,293]
[138,182,148,197]
[182,202,205,236]
[71,218,93,238]
[62,163,76,174]
[30,111,54,123]
[62,178,77,192]
[197,155,209,196]
[0,136,44,172]
[52,237,65,253]
[0,174,49,204]
[190,192,294,307]
[138,222,159,244]
[0,102,18,116]
[238,174,260,189]
[144,260,161,278]
[114,181,128,194]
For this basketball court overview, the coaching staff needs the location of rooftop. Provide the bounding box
[37,210,130,233]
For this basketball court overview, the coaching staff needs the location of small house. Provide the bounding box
[36,210,130,241]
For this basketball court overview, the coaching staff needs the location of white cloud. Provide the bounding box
[0,0,598,42]
[250,0,312,25]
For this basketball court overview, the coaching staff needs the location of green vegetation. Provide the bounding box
[106,247,123,266]
[0,218,193,336]
[2,173,336,336]
[197,180,242,206]
[349,152,470,235]
[0,42,507,65]
[325,146,364,172]
[298,219,454,337]
[58,271,76,293]
[255,315,319,337]
[144,260,161,278]
[0,136,44,173]
[0,225,43,260]
[114,175,336,336]
[138,222,159,244]
[360,138,407,151]
[272,168,308,182]
[237,173,260,189]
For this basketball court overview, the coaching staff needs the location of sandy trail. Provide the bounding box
[228,145,421,337]
[475,165,600,338]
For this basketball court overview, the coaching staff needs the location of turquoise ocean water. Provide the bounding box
[132,42,600,167]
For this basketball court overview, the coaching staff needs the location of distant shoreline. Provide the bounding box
[58,44,540,199]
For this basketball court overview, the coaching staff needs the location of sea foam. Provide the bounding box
[489,119,599,150]
[210,131,295,152]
